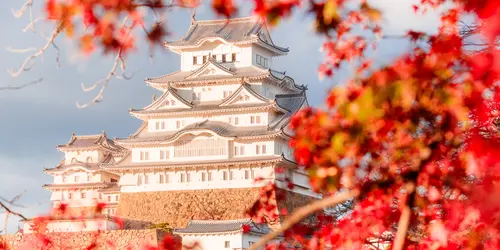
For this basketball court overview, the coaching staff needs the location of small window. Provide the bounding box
[251,169,255,179]
[155,121,160,130]
[208,172,212,181]
[262,145,267,154]
[159,174,164,184]
[161,121,165,130]
[87,175,91,181]
[165,100,170,106]
[232,53,237,62]
[63,176,67,182]
[74,176,80,182]
[193,56,198,65]
[202,172,207,182]
[229,171,234,180]
[107,196,111,202]
[245,170,250,180]
[223,171,228,180]
[203,55,208,64]
[68,193,73,199]
[235,117,239,125]
[224,241,230,248]
[138,175,143,185]
[234,146,239,156]
[240,146,245,155]
[228,117,233,124]
[256,145,260,154]
[115,195,119,201]
[171,100,176,105]
[140,151,149,161]
[244,95,250,101]
[250,116,255,124]
[222,54,227,63]
[180,173,185,183]
[111,178,118,183]
[256,116,261,124]
[160,150,169,160]
[145,175,149,184]
[176,121,181,129]
[81,192,86,199]
[186,173,191,182]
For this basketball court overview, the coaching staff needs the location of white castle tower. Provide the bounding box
[28,15,318,249]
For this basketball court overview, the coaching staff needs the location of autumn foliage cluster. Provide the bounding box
[4,0,500,249]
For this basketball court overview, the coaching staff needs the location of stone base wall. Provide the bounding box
[0,229,175,250]
[116,188,318,229]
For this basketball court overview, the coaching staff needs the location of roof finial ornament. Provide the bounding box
[191,11,197,25]
[152,93,157,101]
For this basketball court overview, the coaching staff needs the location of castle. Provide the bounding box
[25,15,317,249]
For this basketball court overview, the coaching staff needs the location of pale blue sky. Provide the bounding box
[0,0,445,232]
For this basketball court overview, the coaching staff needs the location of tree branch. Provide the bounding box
[8,23,63,77]
[247,189,360,250]
[0,78,43,91]
[392,183,415,250]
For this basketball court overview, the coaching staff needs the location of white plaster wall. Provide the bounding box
[177,84,242,103]
[232,140,273,158]
[243,234,263,249]
[147,112,271,133]
[23,219,118,234]
[64,151,101,165]
[120,166,274,193]
[251,45,274,69]
[54,171,104,184]
[180,42,252,71]
[130,137,277,163]
[180,233,242,250]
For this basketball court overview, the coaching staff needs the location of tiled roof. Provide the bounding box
[130,85,305,118]
[56,133,124,152]
[165,16,288,53]
[145,65,268,84]
[130,102,285,117]
[44,153,118,174]
[97,184,121,193]
[275,92,307,113]
[103,154,296,171]
[116,120,282,144]
[174,219,269,234]
[42,182,115,190]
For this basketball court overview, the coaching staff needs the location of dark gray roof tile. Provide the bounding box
[174,219,269,234]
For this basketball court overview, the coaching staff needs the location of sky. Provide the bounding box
[0,0,446,233]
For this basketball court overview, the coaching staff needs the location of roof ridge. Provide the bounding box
[195,16,258,24]
[145,70,182,81]
[189,218,251,224]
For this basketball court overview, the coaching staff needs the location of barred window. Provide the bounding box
[174,139,226,157]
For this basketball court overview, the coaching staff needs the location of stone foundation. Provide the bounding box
[116,188,317,229]
[0,229,177,250]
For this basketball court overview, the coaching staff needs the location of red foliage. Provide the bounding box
[11,0,500,249]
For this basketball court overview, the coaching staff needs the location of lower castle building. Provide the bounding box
[23,15,319,249]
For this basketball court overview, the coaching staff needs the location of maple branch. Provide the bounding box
[1,194,27,234]
[392,183,415,250]
[0,78,43,91]
[77,16,138,108]
[247,189,360,250]
[8,23,63,78]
